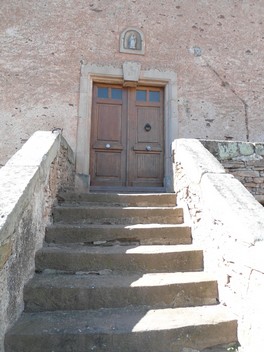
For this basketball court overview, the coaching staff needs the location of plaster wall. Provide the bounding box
[0,131,74,351]
[172,138,264,352]
[1,1,264,166]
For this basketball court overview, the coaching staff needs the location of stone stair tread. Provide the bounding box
[53,205,183,218]
[26,271,217,289]
[58,202,176,207]
[45,222,192,245]
[36,243,203,273]
[47,223,189,229]
[59,192,176,196]
[6,305,236,334]
[40,243,201,254]
[52,205,184,224]
[24,271,218,312]
[57,192,176,207]
[54,207,181,218]
[5,305,237,352]
[56,205,178,210]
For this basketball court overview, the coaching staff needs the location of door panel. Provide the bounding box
[90,85,126,186]
[97,104,122,142]
[128,87,164,187]
[90,84,164,188]
[95,152,121,178]
[136,154,160,178]
[136,107,160,143]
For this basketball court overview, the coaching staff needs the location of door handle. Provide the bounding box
[146,145,152,151]
[105,143,111,149]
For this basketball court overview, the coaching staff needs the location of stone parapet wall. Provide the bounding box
[201,140,264,203]
[0,131,74,352]
[173,138,264,352]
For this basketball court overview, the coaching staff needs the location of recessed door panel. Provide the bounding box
[97,105,122,142]
[95,152,121,178]
[136,107,159,143]
[136,154,161,178]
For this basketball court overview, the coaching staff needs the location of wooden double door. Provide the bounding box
[90,83,164,189]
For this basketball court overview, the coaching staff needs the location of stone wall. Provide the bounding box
[173,138,264,352]
[0,131,74,352]
[201,140,264,204]
[1,1,264,166]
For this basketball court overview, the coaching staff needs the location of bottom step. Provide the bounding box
[5,305,237,352]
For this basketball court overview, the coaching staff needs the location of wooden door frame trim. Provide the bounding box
[75,63,178,192]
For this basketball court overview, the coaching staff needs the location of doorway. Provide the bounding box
[75,63,177,192]
[90,83,164,190]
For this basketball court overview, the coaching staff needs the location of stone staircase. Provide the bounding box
[5,193,238,352]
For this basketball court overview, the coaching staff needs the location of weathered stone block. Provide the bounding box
[231,170,259,178]
[222,161,245,168]
[218,142,239,160]
[252,177,264,184]
[245,159,264,166]
[244,177,254,182]
[243,182,257,188]
[238,142,254,156]
[255,143,264,156]
[0,240,12,270]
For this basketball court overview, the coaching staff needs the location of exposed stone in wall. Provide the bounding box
[1,1,264,165]
[49,135,75,199]
[0,131,74,352]
[0,241,12,270]
[173,138,264,352]
[201,140,264,203]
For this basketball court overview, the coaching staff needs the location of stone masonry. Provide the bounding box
[201,140,264,203]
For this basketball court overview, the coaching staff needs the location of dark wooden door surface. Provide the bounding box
[90,84,164,189]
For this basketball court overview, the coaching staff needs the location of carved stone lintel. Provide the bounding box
[122,61,141,87]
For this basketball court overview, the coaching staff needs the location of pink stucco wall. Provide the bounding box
[1,0,264,166]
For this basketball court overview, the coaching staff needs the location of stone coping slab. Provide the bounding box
[172,138,225,184]
[173,138,264,271]
[0,131,61,244]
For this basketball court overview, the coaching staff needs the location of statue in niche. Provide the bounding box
[120,28,144,54]
[128,33,137,49]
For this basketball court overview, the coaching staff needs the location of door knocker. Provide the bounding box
[144,123,151,132]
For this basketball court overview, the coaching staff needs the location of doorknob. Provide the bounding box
[146,145,152,151]
[105,143,111,149]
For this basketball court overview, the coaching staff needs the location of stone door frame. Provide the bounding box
[75,62,178,192]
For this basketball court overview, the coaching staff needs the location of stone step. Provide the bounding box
[35,244,203,273]
[45,223,192,245]
[52,205,184,225]
[57,192,176,207]
[4,305,237,352]
[24,271,218,312]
